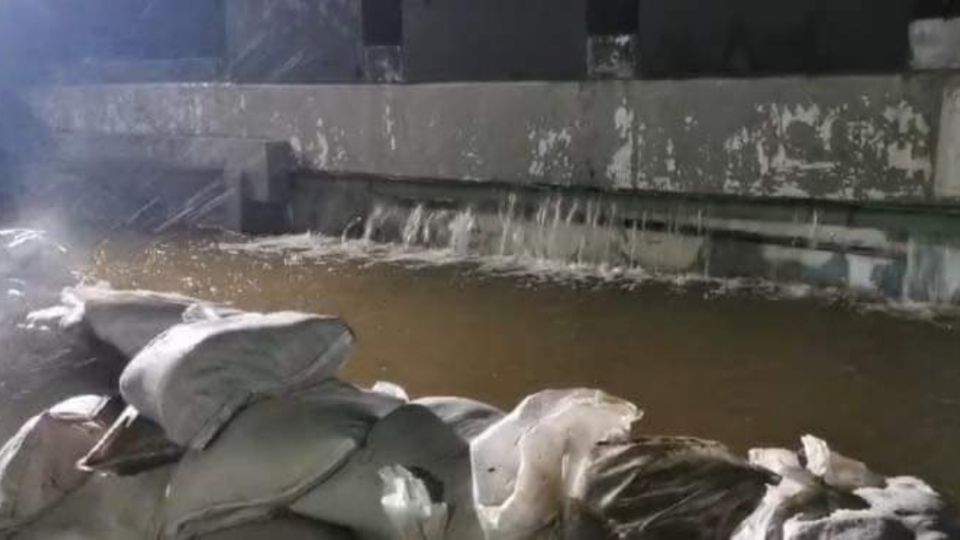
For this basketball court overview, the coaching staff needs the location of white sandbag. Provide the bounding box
[414,396,504,442]
[801,435,885,491]
[163,380,402,539]
[471,389,640,540]
[380,465,448,540]
[120,311,354,449]
[291,404,482,540]
[197,517,354,540]
[854,477,959,538]
[565,437,773,540]
[12,466,172,540]
[57,286,237,358]
[740,442,960,540]
[734,448,828,540]
[784,512,915,540]
[0,395,113,534]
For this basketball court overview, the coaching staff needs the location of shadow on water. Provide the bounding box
[86,230,960,498]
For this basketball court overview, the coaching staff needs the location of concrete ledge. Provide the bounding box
[46,133,293,232]
[23,74,960,204]
[50,133,292,204]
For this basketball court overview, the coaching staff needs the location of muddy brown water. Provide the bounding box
[86,233,960,497]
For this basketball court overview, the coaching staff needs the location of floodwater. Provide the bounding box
[87,232,960,497]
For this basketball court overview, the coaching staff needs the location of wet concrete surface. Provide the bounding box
[86,232,960,497]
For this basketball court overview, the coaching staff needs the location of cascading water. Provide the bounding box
[219,188,960,310]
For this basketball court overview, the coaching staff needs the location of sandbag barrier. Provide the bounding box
[0,230,957,539]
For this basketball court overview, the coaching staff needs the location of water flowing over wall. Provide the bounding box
[18,75,960,306]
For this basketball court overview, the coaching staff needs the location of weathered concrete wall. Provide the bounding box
[23,74,958,203]
[225,0,363,83]
[936,78,960,199]
[402,0,588,81]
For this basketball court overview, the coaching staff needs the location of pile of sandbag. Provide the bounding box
[0,278,955,538]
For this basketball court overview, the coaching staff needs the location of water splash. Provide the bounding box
[216,195,960,316]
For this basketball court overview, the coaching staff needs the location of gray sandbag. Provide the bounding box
[120,311,354,449]
[563,436,774,540]
[56,286,240,358]
[13,466,173,539]
[162,380,402,539]
[197,517,355,540]
[470,389,640,539]
[0,395,115,534]
[414,397,504,442]
[79,406,183,476]
[291,404,483,540]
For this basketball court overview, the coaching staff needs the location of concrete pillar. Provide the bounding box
[225,0,363,83]
[402,0,588,82]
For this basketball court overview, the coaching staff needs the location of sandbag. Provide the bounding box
[784,477,960,540]
[197,517,355,540]
[291,404,482,540]
[79,406,183,476]
[0,395,115,534]
[800,435,885,491]
[564,437,773,540]
[471,389,641,540]
[120,311,354,449]
[163,380,402,539]
[380,465,448,540]
[372,381,410,401]
[13,466,173,540]
[737,440,960,540]
[784,513,915,540]
[57,286,238,358]
[414,397,504,442]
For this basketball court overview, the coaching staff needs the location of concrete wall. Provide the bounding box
[225,0,363,83]
[23,73,959,203]
[402,0,588,81]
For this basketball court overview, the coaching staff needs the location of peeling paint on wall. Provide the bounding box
[607,102,635,189]
[23,75,947,203]
[527,127,574,180]
[384,103,397,152]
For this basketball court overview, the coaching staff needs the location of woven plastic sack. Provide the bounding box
[291,404,482,540]
[162,380,402,539]
[414,396,504,442]
[470,389,641,539]
[0,395,114,534]
[197,517,354,540]
[58,286,238,358]
[565,437,773,540]
[12,466,172,540]
[120,311,354,449]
